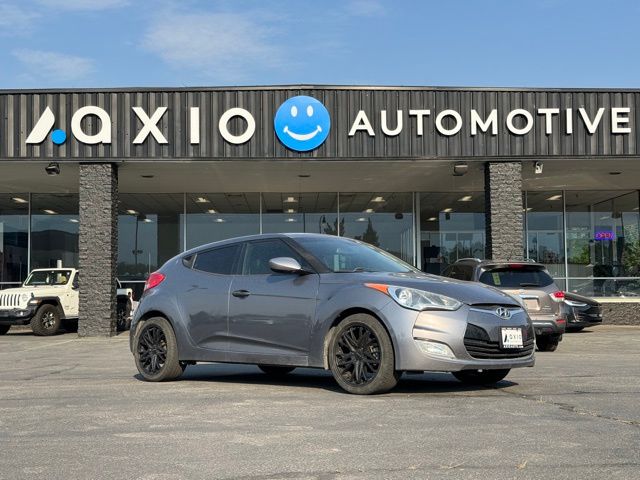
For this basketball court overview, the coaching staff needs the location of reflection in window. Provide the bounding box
[30,194,79,270]
[420,192,484,275]
[118,194,183,281]
[261,193,338,235]
[0,195,29,286]
[524,191,566,279]
[340,193,414,265]
[565,191,640,297]
[186,193,260,249]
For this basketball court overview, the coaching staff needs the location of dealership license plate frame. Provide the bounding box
[501,327,524,349]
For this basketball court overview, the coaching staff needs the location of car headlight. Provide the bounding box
[365,283,462,311]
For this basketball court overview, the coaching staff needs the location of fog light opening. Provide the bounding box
[415,339,456,359]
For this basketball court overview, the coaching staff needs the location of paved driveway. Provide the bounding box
[0,326,639,479]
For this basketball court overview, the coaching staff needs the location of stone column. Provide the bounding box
[78,163,118,337]
[484,162,524,261]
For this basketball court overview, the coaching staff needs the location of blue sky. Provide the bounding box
[0,0,638,89]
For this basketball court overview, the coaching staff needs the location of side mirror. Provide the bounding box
[269,257,304,274]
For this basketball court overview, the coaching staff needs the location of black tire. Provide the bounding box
[452,369,510,385]
[328,313,400,395]
[0,325,10,335]
[134,317,183,382]
[566,326,585,332]
[30,304,62,336]
[536,335,560,352]
[116,299,133,332]
[258,365,296,376]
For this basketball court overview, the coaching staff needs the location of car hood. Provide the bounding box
[324,271,521,306]
[0,286,64,296]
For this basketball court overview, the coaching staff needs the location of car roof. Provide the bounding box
[181,232,350,256]
[30,268,77,272]
[453,259,546,269]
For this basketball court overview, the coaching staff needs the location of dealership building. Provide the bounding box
[1,85,639,335]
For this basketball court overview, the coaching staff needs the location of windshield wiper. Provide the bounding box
[335,267,375,273]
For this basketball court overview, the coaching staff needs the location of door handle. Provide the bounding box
[232,289,251,298]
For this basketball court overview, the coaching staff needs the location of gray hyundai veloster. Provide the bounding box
[131,234,534,394]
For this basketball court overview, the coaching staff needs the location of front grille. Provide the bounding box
[464,323,535,359]
[0,294,21,308]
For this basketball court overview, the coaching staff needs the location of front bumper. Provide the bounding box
[387,303,535,372]
[0,306,37,325]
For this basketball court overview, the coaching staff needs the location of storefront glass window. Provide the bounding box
[340,193,414,265]
[118,194,184,283]
[524,191,566,281]
[0,194,29,287]
[30,194,79,270]
[565,191,640,297]
[419,192,485,275]
[186,193,260,248]
[262,193,338,235]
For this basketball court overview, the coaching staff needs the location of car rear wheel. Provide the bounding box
[30,304,62,336]
[329,313,400,395]
[134,317,184,382]
[258,365,296,376]
[536,335,560,352]
[116,300,132,332]
[0,325,10,335]
[452,369,510,385]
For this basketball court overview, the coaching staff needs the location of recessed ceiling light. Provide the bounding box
[458,195,473,202]
[126,209,138,215]
[546,195,562,201]
[43,209,57,215]
[371,196,385,202]
[215,218,226,223]
[143,218,153,223]
[525,207,533,212]
[356,217,367,222]
[285,218,296,222]
[442,208,453,213]
[284,196,298,203]
[12,197,28,204]
[285,209,296,213]
[364,209,374,213]
[69,219,79,223]
[427,217,437,221]
[195,197,210,203]
[207,209,217,214]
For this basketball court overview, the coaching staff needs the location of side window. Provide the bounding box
[441,266,454,278]
[193,244,241,275]
[446,265,473,281]
[73,273,80,289]
[242,239,306,275]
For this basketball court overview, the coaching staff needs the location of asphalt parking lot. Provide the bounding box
[1,326,639,480]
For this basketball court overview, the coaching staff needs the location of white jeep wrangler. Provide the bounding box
[0,268,133,336]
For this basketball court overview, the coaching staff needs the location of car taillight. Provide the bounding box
[144,272,165,292]
[550,291,565,302]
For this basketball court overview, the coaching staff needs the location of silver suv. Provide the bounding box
[442,259,566,352]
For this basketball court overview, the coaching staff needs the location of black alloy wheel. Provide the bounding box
[134,317,184,382]
[329,313,400,395]
[30,304,62,336]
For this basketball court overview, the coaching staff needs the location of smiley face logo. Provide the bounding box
[274,96,330,151]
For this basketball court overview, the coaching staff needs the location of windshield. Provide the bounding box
[24,270,73,287]
[295,236,418,273]
[478,266,554,288]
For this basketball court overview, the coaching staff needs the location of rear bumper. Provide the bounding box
[0,307,37,325]
[530,314,565,336]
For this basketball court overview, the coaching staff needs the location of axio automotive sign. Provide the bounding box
[22,97,633,152]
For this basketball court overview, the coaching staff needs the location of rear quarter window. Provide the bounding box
[193,245,240,275]
[478,267,555,288]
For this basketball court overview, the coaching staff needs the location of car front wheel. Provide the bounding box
[536,335,560,352]
[329,313,400,395]
[452,369,510,385]
[134,317,184,382]
[30,305,62,336]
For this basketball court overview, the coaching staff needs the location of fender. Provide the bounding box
[30,297,67,319]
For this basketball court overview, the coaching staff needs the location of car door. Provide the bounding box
[227,238,319,364]
[180,243,241,352]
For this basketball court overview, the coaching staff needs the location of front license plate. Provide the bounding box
[501,327,523,349]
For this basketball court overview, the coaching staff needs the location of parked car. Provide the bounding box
[0,268,134,336]
[442,259,566,352]
[130,234,535,395]
[564,292,603,331]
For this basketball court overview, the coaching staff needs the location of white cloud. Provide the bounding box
[142,12,285,83]
[35,0,129,10]
[345,0,385,17]
[12,49,94,82]
[0,3,40,34]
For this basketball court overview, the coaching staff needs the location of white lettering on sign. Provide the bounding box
[470,109,497,135]
[381,110,402,136]
[435,110,462,136]
[71,106,112,144]
[218,108,255,145]
[408,110,430,136]
[506,109,533,135]
[611,107,631,134]
[133,107,168,144]
[537,108,559,135]
[349,110,375,136]
[578,107,605,134]
[190,107,200,144]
